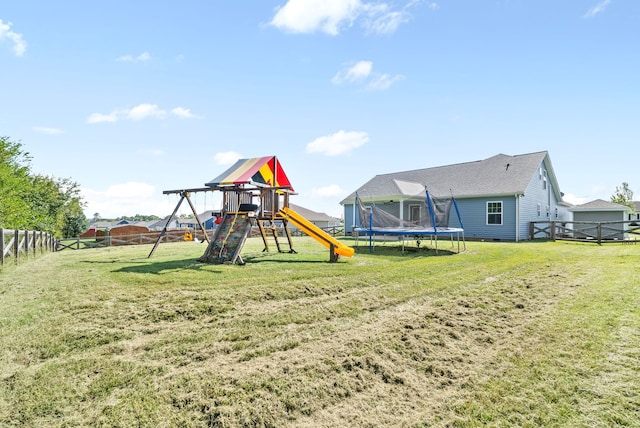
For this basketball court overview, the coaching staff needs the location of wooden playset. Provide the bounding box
[148,156,354,264]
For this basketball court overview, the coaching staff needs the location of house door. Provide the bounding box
[409,205,421,223]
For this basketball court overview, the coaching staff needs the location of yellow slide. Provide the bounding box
[280,207,355,258]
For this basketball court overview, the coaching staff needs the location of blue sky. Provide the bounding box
[1,0,638,219]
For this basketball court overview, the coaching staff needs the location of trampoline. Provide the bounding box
[353,190,465,254]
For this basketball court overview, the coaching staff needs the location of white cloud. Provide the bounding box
[86,111,119,124]
[332,60,403,90]
[367,72,405,90]
[270,0,360,35]
[270,0,418,35]
[117,51,151,62]
[171,107,200,119]
[583,0,611,18]
[312,184,345,197]
[127,103,166,121]
[81,182,174,218]
[0,19,26,56]
[306,130,368,156]
[331,60,372,84]
[360,4,409,35]
[33,126,63,135]
[87,103,199,124]
[214,151,243,165]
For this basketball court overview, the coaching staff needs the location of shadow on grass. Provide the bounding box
[88,258,224,275]
[352,245,459,257]
[242,254,337,264]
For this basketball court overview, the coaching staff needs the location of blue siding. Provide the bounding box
[455,197,517,240]
[519,160,565,240]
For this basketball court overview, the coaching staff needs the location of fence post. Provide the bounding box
[14,230,19,264]
[0,228,4,266]
[597,223,602,245]
[550,221,556,241]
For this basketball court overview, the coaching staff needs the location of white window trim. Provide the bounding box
[486,201,503,226]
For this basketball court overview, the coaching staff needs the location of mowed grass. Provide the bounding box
[1,237,639,427]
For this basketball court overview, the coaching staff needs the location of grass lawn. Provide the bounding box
[1,237,639,427]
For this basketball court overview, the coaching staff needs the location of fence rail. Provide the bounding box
[56,225,346,252]
[1,228,56,266]
[56,231,190,251]
[529,220,640,244]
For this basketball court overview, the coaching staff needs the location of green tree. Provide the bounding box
[0,136,88,236]
[0,136,33,229]
[61,199,89,238]
[611,182,635,211]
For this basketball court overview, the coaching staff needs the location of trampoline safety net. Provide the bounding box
[357,191,456,230]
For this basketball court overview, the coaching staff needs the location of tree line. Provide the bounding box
[0,135,88,238]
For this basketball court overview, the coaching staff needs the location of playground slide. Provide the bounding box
[279,207,354,258]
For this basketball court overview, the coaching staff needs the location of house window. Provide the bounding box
[409,205,421,223]
[487,201,503,225]
[542,170,547,190]
[537,204,541,217]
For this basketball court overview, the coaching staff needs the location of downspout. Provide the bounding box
[515,194,520,242]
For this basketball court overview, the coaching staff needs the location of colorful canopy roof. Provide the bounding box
[205,156,294,190]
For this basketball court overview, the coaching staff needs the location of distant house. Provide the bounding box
[568,199,631,240]
[145,217,178,231]
[176,210,221,230]
[79,220,117,238]
[288,203,341,230]
[341,151,570,241]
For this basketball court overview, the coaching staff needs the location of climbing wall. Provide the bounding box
[198,213,253,264]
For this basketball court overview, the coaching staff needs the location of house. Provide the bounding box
[568,199,632,240]
[176,210,221,230]
[79,220,118,238]
[341,151,570,241]
[146,217,179,231]
[288,203,341,230]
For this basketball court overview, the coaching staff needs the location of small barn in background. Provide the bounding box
[568,199,631,240]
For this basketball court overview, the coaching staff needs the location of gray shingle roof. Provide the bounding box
[289,203,337,222]
[569,199,632,211]
[342,151,556,203]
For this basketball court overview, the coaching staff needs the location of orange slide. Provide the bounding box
[279,207,355,258]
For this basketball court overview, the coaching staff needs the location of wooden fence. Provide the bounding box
[57,225,346,252]
[1,228,56,266]
[529,220,640,244]
[56,230,191,251]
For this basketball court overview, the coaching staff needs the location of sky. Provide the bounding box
[1,0,638,219]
